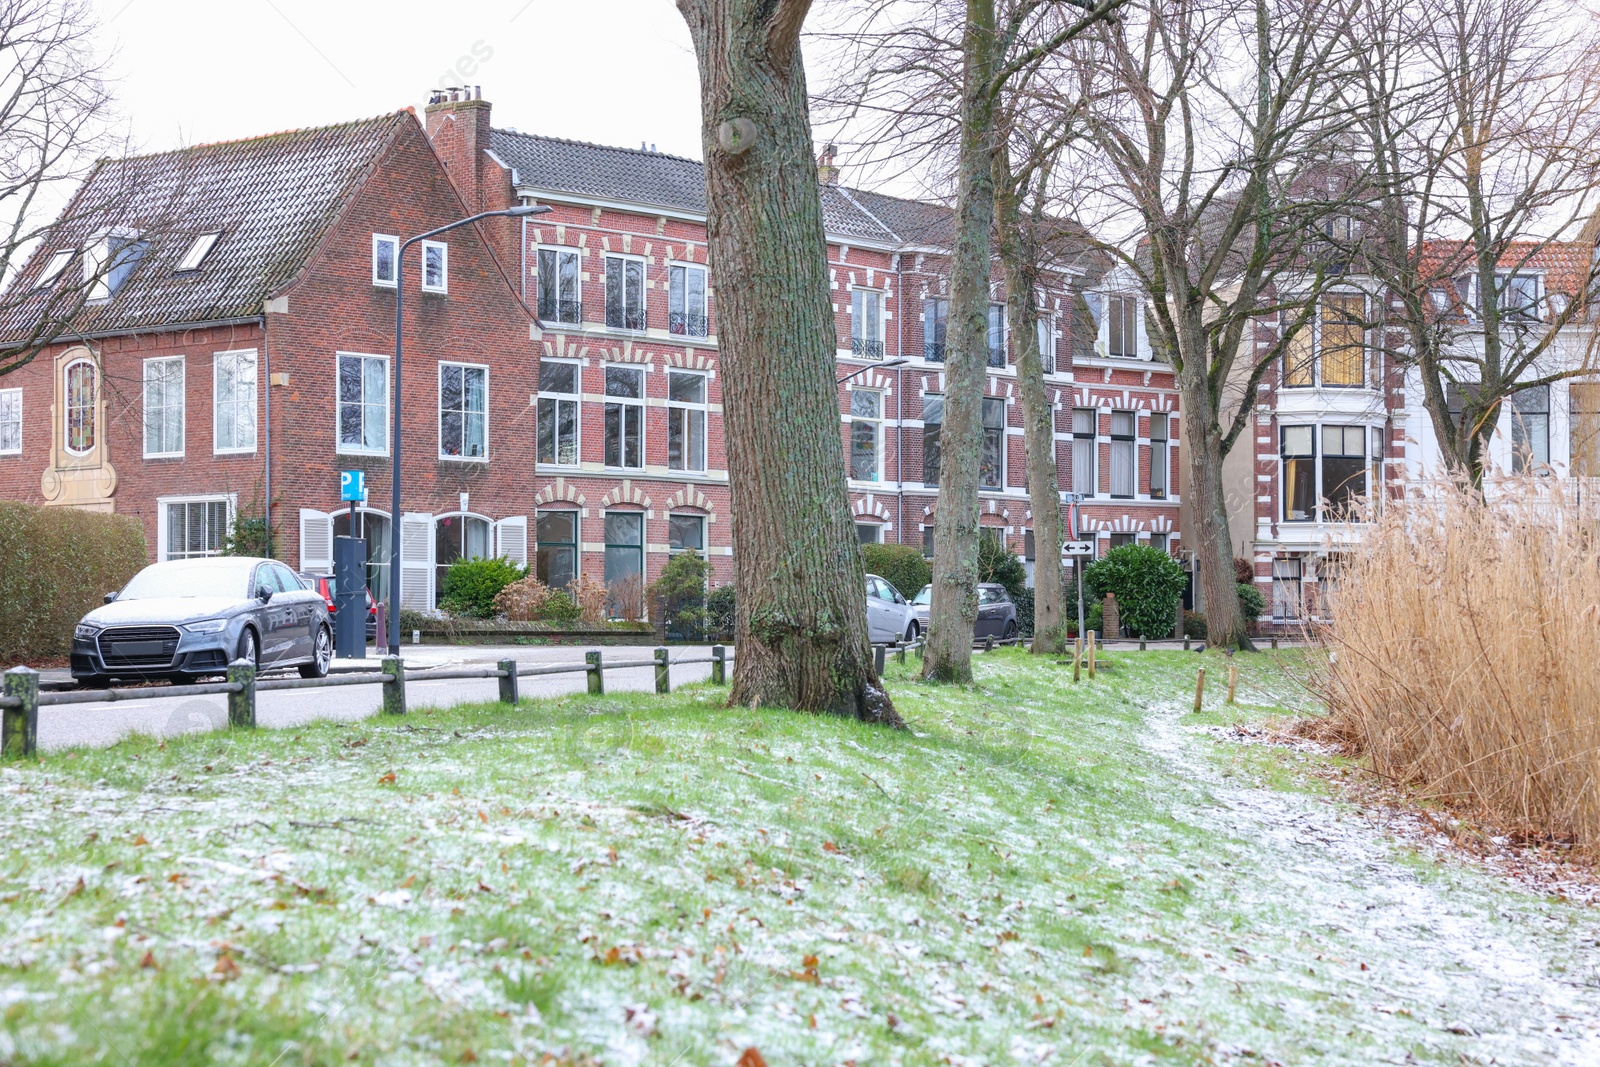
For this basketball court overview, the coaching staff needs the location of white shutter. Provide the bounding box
[299,509,334,573]
[495,516,528,568]
[399,512,435,610]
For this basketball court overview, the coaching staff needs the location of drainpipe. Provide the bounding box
[261,316,273,559]
[894,253,905,544]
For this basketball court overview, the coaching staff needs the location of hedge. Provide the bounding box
[862,542,931,599]
[0,501,148,663]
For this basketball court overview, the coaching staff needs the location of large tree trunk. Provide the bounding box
[677,0,899,724]
[923,0,1001,683]
[1176,346,1250,650]
[993,155,1065,654]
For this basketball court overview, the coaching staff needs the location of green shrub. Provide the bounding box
[1083,544,1188,639]
[541,588,582,624]
[1183,611,1208,640]
[1013,586,1034,636]
[651,552,709,639]
[707,583,736,637]
[439,557,527,618]
[1087,600,1104,635]
[862,543,931,600]
[0,501,148,663]
[1237,582,1266,627]
[978,536,1027,597]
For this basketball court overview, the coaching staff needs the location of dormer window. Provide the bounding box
[1107,294,1140,358]
[1497,273,1541,320]
[175,232,221,273]
[35,250,75,290]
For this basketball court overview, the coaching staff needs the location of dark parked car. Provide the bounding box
[71,557,333,687]
[298,572,377,643]
[975,583,1018,641]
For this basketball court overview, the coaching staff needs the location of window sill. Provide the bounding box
[214,447,257,457]
[337,449,390,458]
[144,452,185,461]
[438,454,489,464]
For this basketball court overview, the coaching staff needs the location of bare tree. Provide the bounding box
[1352,0,1600,488]
[676,0,900,723]
[1062,0,1361,650]
[0,0,130,375]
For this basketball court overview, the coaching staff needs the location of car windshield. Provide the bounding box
[979,586,1007,605]
[912,586,931,606]
[118,559,255,601]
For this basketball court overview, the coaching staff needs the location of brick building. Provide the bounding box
[1,91,1187,618]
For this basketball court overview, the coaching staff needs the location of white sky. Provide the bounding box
[93,0,710,160]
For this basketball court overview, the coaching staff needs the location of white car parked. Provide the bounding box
[865,574,920,645]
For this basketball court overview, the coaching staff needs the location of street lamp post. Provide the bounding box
[388,204,551,653]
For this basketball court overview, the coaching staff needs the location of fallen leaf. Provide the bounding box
[212,955,241,980]
[63,876,85,900]
[138,950,158,969]
[399,875,416,889]
[478,810,487,823]
[736,1049,767,1067]
[378,771,396,785]
[131,834,149,846]
[458,1050,477,1063]
[822,841,840,853]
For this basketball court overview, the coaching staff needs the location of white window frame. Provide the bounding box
[372,234,398,288]
[666,368,708,473]
[421,240,448,294]
[0,388,20,455]
[851,287,885,358]
[668,512,707,555]
[336,351,390,457]
[604,254,647,332]
[1071,407,1097,498]
[1106,293,1140,358]
[537,245,583,325]
[849,387,884,482]
[537,358,581,467]
[157,493,235,562]
[142,356,185,459]
[669,261,709,337]
[176,232,221,273]
[603,363,646,470]
[438,361,489,462]
[213,349,258,455]
[1036,314,1056,374]
[36,249,75,290]
[1109,409,1136,499]
[979,396,1006,488]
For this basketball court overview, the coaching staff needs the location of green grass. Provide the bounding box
[0,649,1595,1065]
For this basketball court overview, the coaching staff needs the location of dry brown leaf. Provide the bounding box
[378,771,396,785]
[138,950,158,969]
[736,1049,767,1067]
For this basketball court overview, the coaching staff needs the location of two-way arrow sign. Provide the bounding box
[1061,540,1096,556]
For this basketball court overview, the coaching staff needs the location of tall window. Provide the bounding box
[669,514,705,554]
[538,247,581,324]
[434,513,491,593]
[667,370,707,472]
[1036,316,1055,375]
[850,389,882,481]
[924,298,948,362]
[1370,426,1386,513]
[605,255,645,331]
[537,360,579,466]
[1108,295,1138,358]
[603,511,644,592]
[669,263,708,337]
[987,303,1006,366]
[1281,426,1316,521]
[1322,425,1367,516]
[0,389,19,454]
[421,241,448,293]
[1271,558,1302,620]
[922,526,935,558]
[1571,382,1600,476]
[372,234,398,287]
[143,356,184,458]
[604,365,644,469]
[536,510,577,588]
[214,350,257,454]
[1287,294,1365,387]
[165,498,230,561]
[337,353,388,455]
[852,289,884,358]
[1109,411,1135,497]
[980,397,1005,488]
[1072,408,1097,497]
[439,363,488,460]
[922,393,942,486]
[64,358,96,455]
[1510,385,1550,473]
[1149,412,1169,499]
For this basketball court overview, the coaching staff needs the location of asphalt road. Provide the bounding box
[36,645,727,752]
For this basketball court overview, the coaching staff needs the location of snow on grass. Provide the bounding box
[0,649,1595,1065]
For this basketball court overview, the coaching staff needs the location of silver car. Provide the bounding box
[71,557,333,687]
[865,573,919,644]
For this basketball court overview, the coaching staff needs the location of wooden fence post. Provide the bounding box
[380,656,406,716]
[1139,637,1146,652]
[1072,637,1082,682]
[227,658,256,729]
[1087,631,1097,679]
[1194,667,1206,713]
[710,645,726,685]
[498,658,519,706]
[983,636,994,653]
[654,647,671,694]
[874,645,886,675]
[895,641,906,666]
[586,650,604,695]
[1271,636,1279,651]
[1227,664,1238,705]
[2,666,39,759]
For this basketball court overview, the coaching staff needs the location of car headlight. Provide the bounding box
[74,623,100,640]
[181,619,230,634]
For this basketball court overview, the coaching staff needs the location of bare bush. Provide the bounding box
[1316,480,1600,855]
[568,575,609,626]
[492,576,549,622]
[609,574,647,624]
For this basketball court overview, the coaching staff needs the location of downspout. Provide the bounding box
[520,212,528,305]
[260,315,273,559]
[894,253,905,544]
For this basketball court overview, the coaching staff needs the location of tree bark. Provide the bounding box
[993,148,1065,654]
[923,0,1002,684]
[677,0,899,725]
[1177,351,1249,649]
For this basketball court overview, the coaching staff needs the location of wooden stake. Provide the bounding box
[1072,637,1082,682]
[1193,667,1205,713]
[1227,664,1238,705]
[1087,631,1097,678]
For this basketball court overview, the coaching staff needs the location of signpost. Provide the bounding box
[1061,493,1093,642]
[340,470,366,503]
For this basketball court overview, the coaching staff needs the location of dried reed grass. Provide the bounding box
[1315,478,1600,855]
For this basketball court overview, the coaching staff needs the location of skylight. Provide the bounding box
[176,232,221,272]
[35,249,75,290]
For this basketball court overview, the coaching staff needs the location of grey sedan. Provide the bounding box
[906,582,1018,641]
[71,557,333,687]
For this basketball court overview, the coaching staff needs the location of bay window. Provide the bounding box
[1282,424,1370,522]
[1281,426,1316,521]
[1322,425,1367,517]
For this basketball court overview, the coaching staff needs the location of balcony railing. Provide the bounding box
[924,341,946,363]
[537,298,583,326]
[606,306,646,332]
[987,346,1006,368]
[670,312,709,337]
[851,337,884,359]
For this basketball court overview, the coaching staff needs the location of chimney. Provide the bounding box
[817,143,839,186]
[424,86,493,214]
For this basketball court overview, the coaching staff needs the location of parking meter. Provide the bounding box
[332,535,367,657]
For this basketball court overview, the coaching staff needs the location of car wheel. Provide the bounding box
[236,627,260,671]
[299,625,332,679]
[1003,620,1018,641]
[904,622,919,643]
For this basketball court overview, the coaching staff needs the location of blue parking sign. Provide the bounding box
[340,470,366,503]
